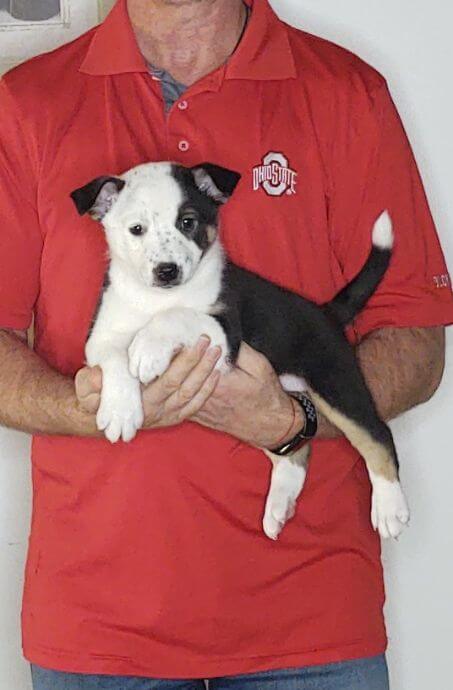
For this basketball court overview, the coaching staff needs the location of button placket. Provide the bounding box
[167,94,198,158]
[175,101,190,151]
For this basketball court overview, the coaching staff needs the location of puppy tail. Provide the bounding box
[327,211,394,327]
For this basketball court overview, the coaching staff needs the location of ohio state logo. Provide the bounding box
[253,152,298,197]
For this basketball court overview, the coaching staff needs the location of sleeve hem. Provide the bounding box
[0,313,32,330]
[354,299,453,338]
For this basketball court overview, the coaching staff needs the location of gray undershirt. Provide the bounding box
[149,65,187,112]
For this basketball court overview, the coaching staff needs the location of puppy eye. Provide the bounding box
[129,224,146,236]
[181,217,198,232]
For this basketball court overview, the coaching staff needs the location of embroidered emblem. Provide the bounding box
[253,152,298,197]
[433,273,451,288]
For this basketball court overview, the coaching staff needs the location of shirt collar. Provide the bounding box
[227,0,296,80]
[79,0,296,81]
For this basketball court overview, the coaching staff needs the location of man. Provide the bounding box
[0,0,451,688]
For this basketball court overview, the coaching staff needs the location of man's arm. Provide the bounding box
[0,329,222,437]
[317,325,445,439]
[192,326,446,446]
[0,329,99,436]
[70,324,446,447]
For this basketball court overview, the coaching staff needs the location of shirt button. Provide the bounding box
[178,140,190,152]
[178,100,188,110]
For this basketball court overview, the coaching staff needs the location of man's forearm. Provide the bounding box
[1,325,445,442]
[0,330,98,436]
[316,326,446,439]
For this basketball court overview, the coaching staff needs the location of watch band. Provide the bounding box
[270,392,318,456]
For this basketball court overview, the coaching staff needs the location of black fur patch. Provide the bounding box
[171,165,220,252]
[218,257,399,469]
[71,176,125,217]
[327,247,392,326]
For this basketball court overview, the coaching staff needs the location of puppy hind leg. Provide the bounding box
[369,471,410,539]
[262,445,310,540]
[308,390,410,539]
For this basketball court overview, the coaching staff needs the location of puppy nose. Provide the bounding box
[154,262,180,285]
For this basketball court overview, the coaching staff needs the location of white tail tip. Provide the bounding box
[372,211,393,250]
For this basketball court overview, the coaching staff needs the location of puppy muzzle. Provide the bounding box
[153,262,181,287]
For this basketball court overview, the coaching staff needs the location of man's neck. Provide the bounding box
[127,0,247,86]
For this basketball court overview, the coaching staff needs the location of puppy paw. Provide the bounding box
[371,477,410,539]
[263,491,298,541]
[128,331,177,385]
[262,455,308,540]
[97,378,144,443]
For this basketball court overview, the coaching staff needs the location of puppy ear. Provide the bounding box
[70,176,125,220]
[191,163,241,204]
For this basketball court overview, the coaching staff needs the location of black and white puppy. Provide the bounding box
[71,162,410,540]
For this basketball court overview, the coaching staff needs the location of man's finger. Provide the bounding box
[180,370,221,419]
[173,346,221,406]
[78,392,101,415]
[235,342,272,377]
[150,337,211,400]
[75,366,102,400]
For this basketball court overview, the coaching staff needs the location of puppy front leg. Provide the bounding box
[128,307,229,385]
[86,338,144,443]
[262,446,310,540]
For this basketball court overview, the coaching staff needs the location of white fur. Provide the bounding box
[87,239,229,441]
[85,330,144,444]
[369,472,410,539]
[279,373,308,393]
[129,307,229,384]
[372,210,394,250]
[262,447,310,540]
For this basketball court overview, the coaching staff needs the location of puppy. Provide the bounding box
[71,161,410,540]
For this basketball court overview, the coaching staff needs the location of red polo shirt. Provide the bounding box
[1,0,452,679]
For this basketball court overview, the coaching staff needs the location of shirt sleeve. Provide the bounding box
[0,77,42,330]
[328,79,453,338]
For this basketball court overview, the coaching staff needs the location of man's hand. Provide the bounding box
[192,343,304,448]
[75,337,222,430]
[75,340,302,447]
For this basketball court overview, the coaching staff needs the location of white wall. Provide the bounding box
[0,2,452,689]
[0,431,31,690]
[0,1,101,73]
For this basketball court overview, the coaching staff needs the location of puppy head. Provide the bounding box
[71,162,240,288]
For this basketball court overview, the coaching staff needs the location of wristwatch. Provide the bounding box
[270,392,318,456]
